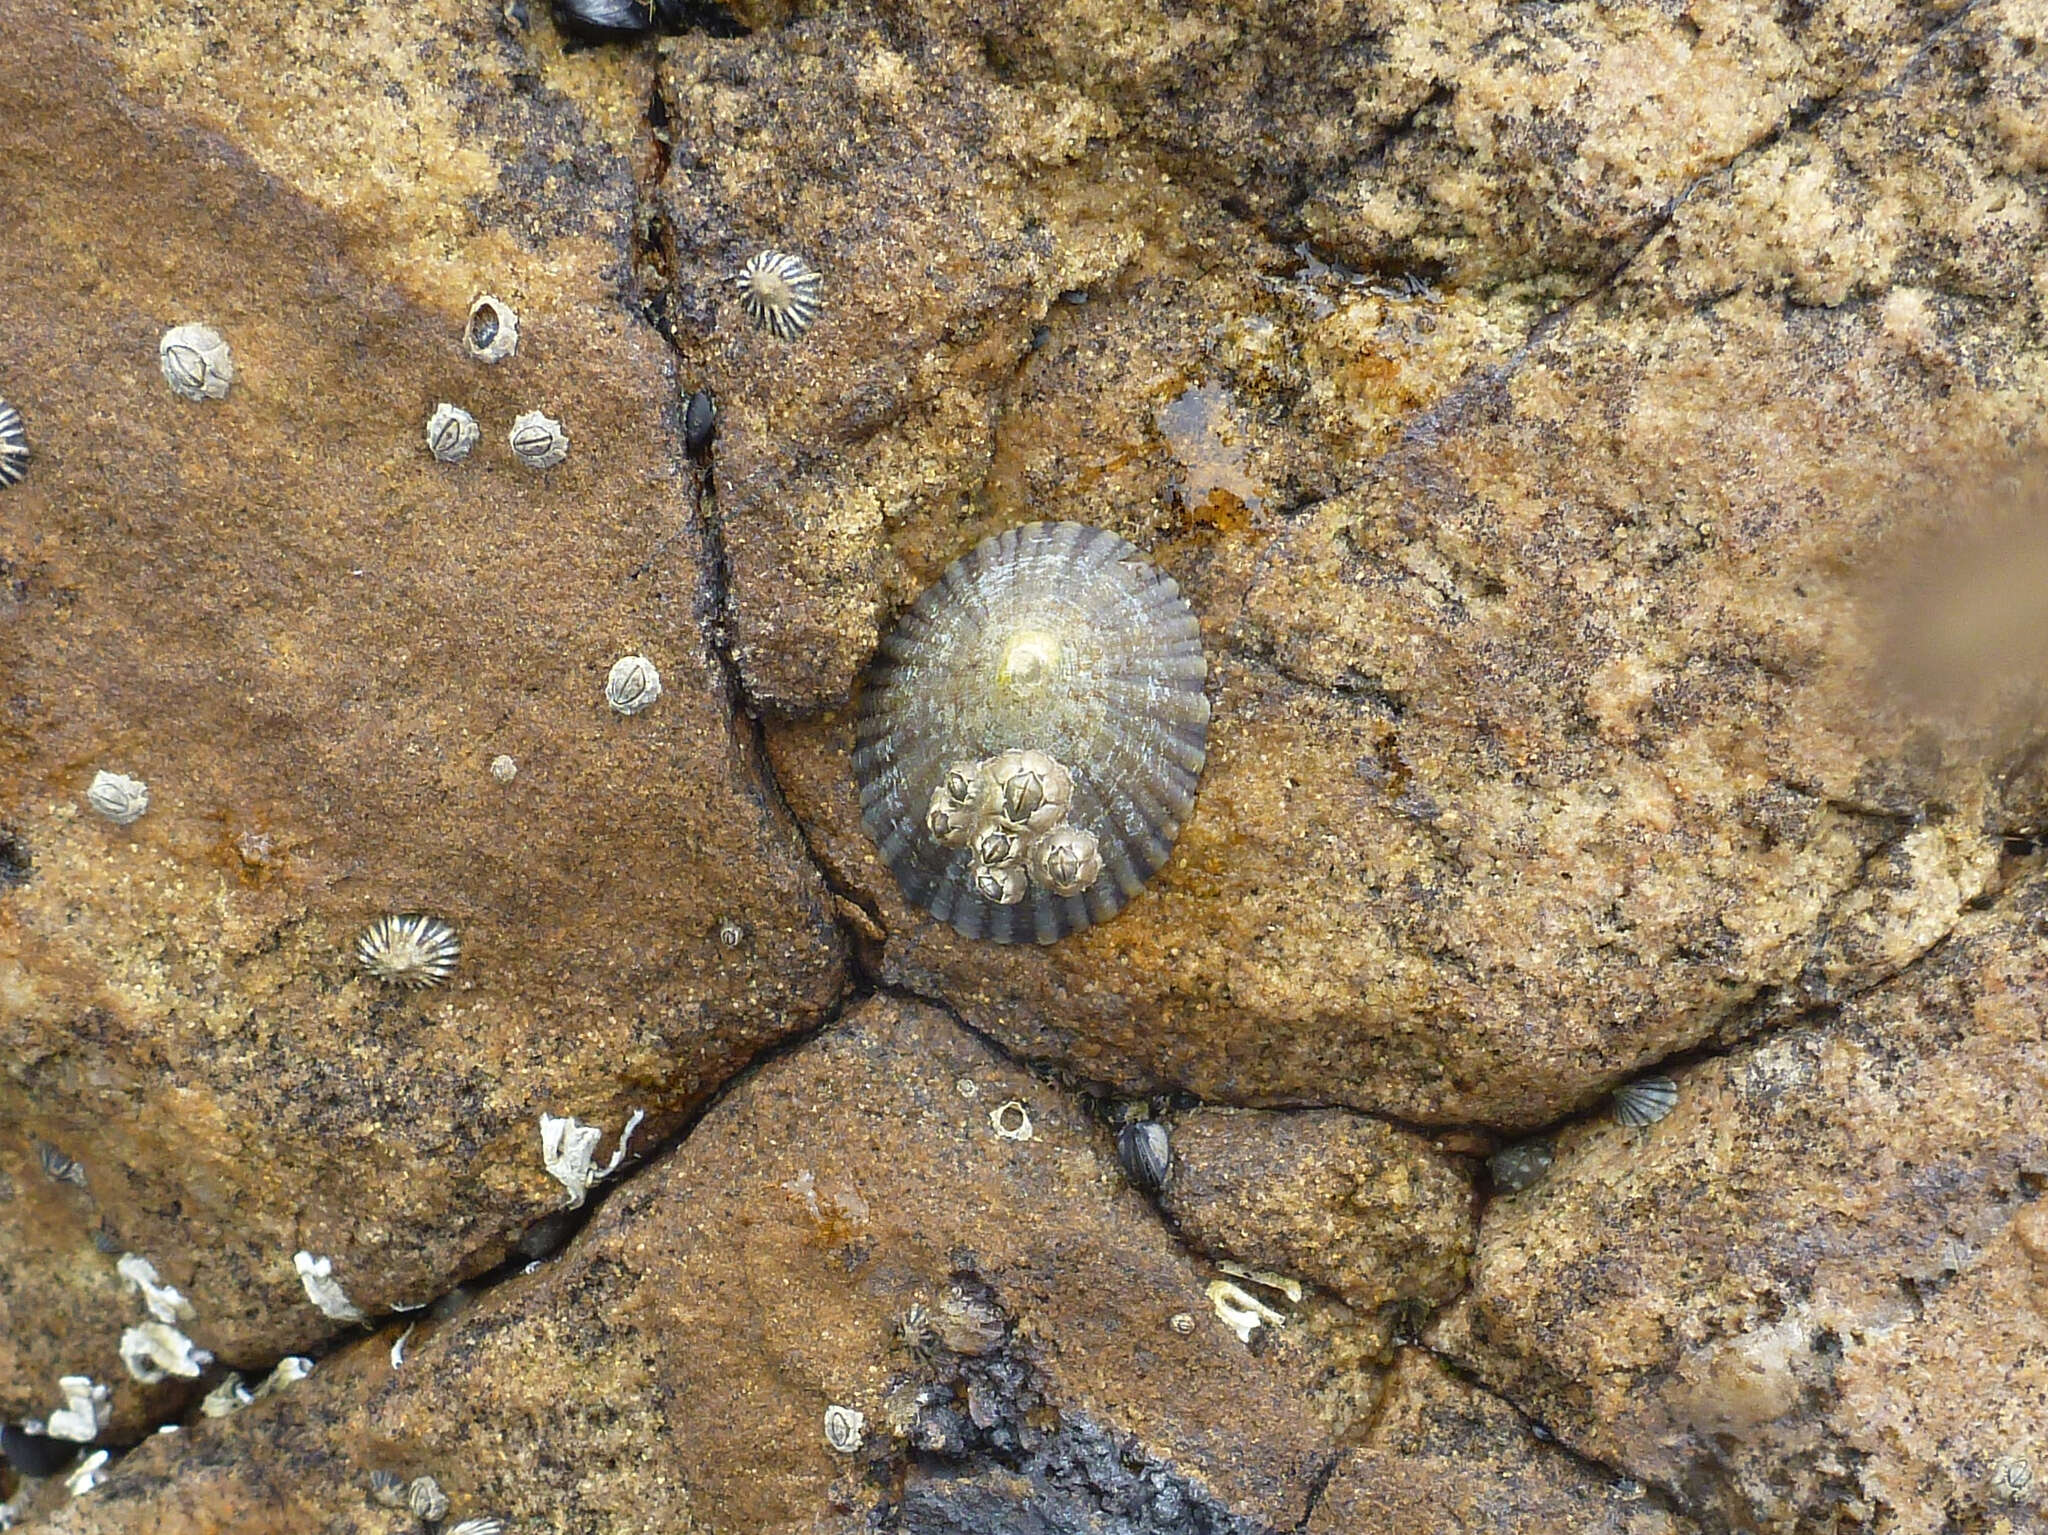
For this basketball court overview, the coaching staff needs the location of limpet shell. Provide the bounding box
[1611,1075,1678,1128]
[0,399,28,488]
[854,521,1209,943]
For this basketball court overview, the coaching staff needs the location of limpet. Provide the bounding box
[854,522,1209,943]
[734,250,823,339]
[1611,1075,1678,1128]
[0,398,28,488]
[356,913,461,988]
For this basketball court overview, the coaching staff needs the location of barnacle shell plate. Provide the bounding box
[854,521,1209,944]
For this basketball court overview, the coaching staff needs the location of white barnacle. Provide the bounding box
[464,294,520,363]
[1206,1279,1286,1345]
[44,1376,110,1442]
[509,408,569,469]
[158,323,234,401]
[85,770,149,826]
[823,1404,865,1454]
[1992,1455,2035,1501]
[605,654,662,715]
[425,403,481,463]
[1168,1312,1196,1335]
[734,250,824,339]
[116,1253,194,1325]
[294,1250,365,1322]
[970,860,1028,905]
[64,1449,109,1499]
[355,913,461,988]
[1028,824,1102,898]
[718,919,746,948]
[200,1373,254,1417]
[0,398,28,489]
[489,753,518,783]
[989,1100,1033,1141]
[119,1322,213,1383]
[408,1475,450,1522]
[986,748,1073,835]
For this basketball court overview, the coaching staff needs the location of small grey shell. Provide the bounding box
[735,250,823,339]
[425,403,480,462]
[605,654,662,715]
[465,294,519,363]
[357,914,461,988]
[407,1475,450,1522]
[158,324,234,401]
[0,399,28,488]
[1487,1139,1554,1193]
[85,770,150,826]
[1611,1076,1679,1128]
[510,409,568,469]
[1117,1119,1172,1192]
[854,522,1209,943]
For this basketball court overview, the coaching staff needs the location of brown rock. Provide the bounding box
[0,0,842,1439]
[1308,1349,1696,1535]
[1432,883,2048,1534]
[1160,1109,1475,1314]
[35,998,1345,1534]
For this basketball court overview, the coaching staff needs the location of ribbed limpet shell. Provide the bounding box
[854,521,1209,944]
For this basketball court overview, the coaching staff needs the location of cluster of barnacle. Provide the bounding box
[420,295,568,468]
[877,1283,1042,1460]
[365,1469,503,1533]
[926,750,1104,905]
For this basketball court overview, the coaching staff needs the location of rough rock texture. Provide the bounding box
[1307,1350,1697,1535]
[1432,882,2048,1535]
[766,0,2045,1127]
[1160,1109,1475,1314]
[31,998,1349,1534]
[0,0,842,1441]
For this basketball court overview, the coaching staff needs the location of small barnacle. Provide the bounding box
[294,1250,366,1322]
[718,919,745,948]
[1168,1312,1196,1335]
[119,1322,213,1383]
[854,523,1210,943]
[971,823,1023,870]
[934,1286,1008,1356]
[605,654,662,715]
[464,294,519,363]
[116,1253,195,1324]
[823,1404,866,1455]
[989,1100,1033,1141]
[408,1475,450,1522]
[37,1141,87,1186]
[356,913,461,988]
[260,1357,313,1393]
[43,1377,109,1443]
[489,753,518,783]
[366,1469,408,1507]
[158,323,234,401]
[1487,1139,1555,1193]
[1992,1455,2034,1501]
[64,1448,110,1498]
[1116,1119,1171,1193]
[509,409,569,469]
[1612,1075,1679,1128]
[735,250,824,339]
[0,398,29,488]
[447,1520,508,1535]
[684,388,717,460]
[1206,1279,1285,1345]
[1028,825,1102,899]
[425,403,481,463]
[85,770,149,826]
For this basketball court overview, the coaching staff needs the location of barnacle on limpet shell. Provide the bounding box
[854,522,1209,943]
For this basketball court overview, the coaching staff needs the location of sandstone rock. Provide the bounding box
[33,998,1348,1534]
[1431,883,2048,1534]
[1307,1349,1696,1535]
[0,0,842,1441]
[1159,1109,1475,1314]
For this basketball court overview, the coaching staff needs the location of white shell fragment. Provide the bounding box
[356,913,461,988]
[65,1449,110,1499]
[294,1250,366,1322]
[44,1376,110,1442]
[1611,1075,1680,1128]
[390,1322,415,1369]
[465,294,520,363]
[540,1109,645,1208]
[989,1100,1033,1141]
[824,1404,866,1454]
[1206,1279,1285,1345]
[425,402,481,463]
[200,1374,255,1417]
[85,770,149,826]
[0,398,29,488]
[1218,1260,1304,1305]
[605,654,662,715]
[119,1322,213,1383]
[117,1253,195,1324]
[409,1475,450,1522]
[735,249,824,339]
[158,323,234,401]
[509,408,569,469]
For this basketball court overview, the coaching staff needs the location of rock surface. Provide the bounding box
[0,0,842,1442]
[1432,882,2048,1535]
[29,998,1348,1534]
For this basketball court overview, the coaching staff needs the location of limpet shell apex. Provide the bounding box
[854,522,1209,943]
[158,324,234,401]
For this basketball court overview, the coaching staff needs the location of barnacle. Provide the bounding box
[85,770,149,826]
[426,403,480,462]
[464,294,519,363]
[158,323,234,401]
[854,522,1210,943]
[510,409,569,469]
